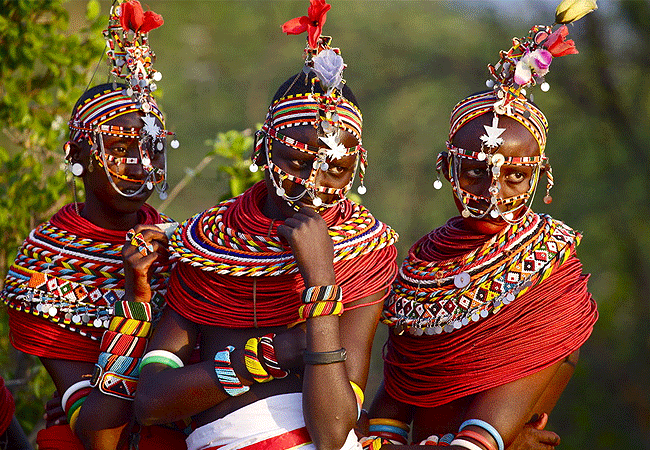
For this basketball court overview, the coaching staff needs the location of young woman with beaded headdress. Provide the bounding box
[363,3,599,450]
[133,2,397,450]
[0,2,187,449]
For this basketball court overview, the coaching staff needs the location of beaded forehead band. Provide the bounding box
[435,0,597,222]
[250,0,368,210]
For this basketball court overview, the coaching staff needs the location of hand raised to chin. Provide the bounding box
[277,206,336,288]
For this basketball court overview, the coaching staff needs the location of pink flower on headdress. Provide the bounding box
[514,49,553,86]
[120,0,164,34]
[282,0,331,49]
[545,25,578,57]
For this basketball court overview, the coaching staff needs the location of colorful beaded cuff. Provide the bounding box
[214,346,249,397]
[113,300,153,322]
[298,301,344,320]
[100,329,148,356]
[301,285,343,304]
[244,337,273,383]
[259,334,289,379]
[91,365,138,401]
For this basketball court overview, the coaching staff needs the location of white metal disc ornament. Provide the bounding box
[71,162,84,177]
[453,271,471,288]
[357,185,367,194]
[433,180,443,190]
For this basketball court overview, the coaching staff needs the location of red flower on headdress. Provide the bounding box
[120,0,164,34]
[282,0,331,49]
[544,25,578,57]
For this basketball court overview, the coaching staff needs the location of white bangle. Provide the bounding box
[61,379,92,410]
[450,438,486,450]
[140,349,184,369]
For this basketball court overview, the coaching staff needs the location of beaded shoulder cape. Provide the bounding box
[165,182,398,328]
[170,182,398,277]
[383,212,579,335]
[1,203,174,340]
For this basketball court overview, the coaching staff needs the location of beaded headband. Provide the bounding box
[449,91,548,154]
[251,0,367,210]
[436,0,597,222]
[68,89,164,143]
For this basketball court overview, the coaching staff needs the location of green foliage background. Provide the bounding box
[1,0,649,448]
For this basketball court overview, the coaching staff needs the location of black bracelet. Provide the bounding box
[303,348,347,365]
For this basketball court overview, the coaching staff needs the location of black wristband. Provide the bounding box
[303,348,347,365]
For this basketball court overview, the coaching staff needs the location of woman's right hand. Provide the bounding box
[277,206,336,287]
[122,224,169,302]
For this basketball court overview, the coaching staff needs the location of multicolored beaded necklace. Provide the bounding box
[383,212,580,335]
[1,206,173,339]
[170,182,397,277]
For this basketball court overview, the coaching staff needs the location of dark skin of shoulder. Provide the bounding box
[135,126,385,450]
[368,115,579,450]
[40,111,168,450]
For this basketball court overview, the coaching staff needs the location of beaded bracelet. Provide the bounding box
[258,334,289,379]
[61,380,92,432]
[349,380,365,419]
[114,301,153,321]
[301,285,342,303]
[100,330,148,356]
[456,429,498,450]
[459,419,504,450]
[303,348,347,365]
[244,337,273,383]
[439,433,456,446]
[97,352,142,378]
[359,436,391,450]
[108,316,151,338]
[368,418,409,445]
[450,437,487,450]
[418,435,440,445]
[214,346,250,397]
[140,349,184,370]
[298,300,344,320]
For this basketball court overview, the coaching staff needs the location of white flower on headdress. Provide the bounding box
[312,49,344,91]
[514,49,553,86]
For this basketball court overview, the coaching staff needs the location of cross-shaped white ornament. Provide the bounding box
[319,133,348,160]
[480,114,506,148]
